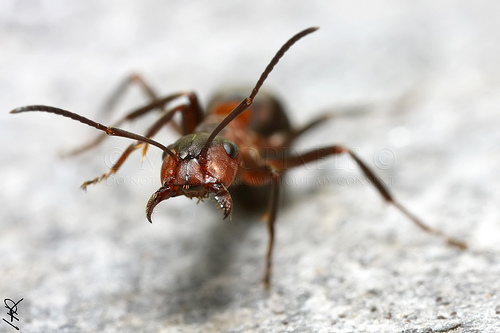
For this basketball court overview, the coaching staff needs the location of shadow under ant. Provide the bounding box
[156,186,273,318]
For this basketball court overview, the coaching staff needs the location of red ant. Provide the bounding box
[11,27,466,287]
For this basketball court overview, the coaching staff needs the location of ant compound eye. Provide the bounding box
[223,141,238,159]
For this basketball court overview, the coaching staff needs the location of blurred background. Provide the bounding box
[1,1,499,332]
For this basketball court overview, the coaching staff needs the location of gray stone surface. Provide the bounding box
[1,1,500,332]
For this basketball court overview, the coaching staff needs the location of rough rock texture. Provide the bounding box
[1,1,499,332]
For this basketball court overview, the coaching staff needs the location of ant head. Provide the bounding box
[147,26,319,222]
[146,132,241,222]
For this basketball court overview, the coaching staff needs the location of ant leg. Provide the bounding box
[281,113,333,147]
[11,104,185,188]
[270,145,467,250]
[81,104,192,189]
[64,74,164,155]
[65,76,202,155]
[241,166,282,288]
[285,89,418,147]
[264,170,281,288]
[12,94,202,190]
[282,105,370,147]
[98,73,161,121]
[67,92,203,156]
[100,76,203,134]
[10,105,175,155]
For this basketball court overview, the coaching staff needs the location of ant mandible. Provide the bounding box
[11,27,466,287]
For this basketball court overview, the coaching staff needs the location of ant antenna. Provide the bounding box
[10,105,178,159]
[200,26,319,157]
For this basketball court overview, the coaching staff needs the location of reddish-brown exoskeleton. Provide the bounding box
[11,27,466,287]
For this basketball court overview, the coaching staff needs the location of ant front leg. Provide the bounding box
[66,74,202,155]
[102,76,203,135]
[101,74,162,117]
[100,75,203,135]
[81,102,201,189]
[270,145,467,250]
